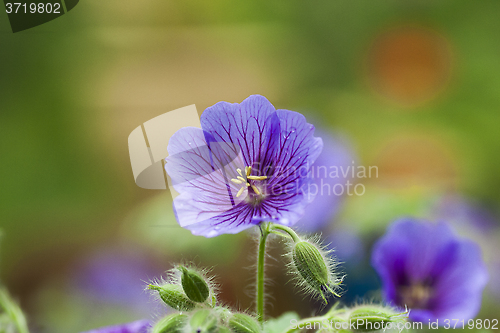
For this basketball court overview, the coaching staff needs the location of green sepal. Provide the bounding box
[179,265,210,303]
[148,284,196,311]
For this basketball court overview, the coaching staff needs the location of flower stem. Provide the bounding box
[256,223,270,323]
[270,224,301,243]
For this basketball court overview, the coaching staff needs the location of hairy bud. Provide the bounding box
[179,265,211,303]
[148,284,196,311]
[152,313,188,333]
[188,309,219,333]
[290,239,342,303]
[228,313,261,333]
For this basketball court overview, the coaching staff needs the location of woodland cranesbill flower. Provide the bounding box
[371,218,488,323]
[165,95,323,237]
[81,319,150,333]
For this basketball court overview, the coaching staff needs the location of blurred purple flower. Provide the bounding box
[295,130,355,232]
[72,246,162,316]
[165,95,323,237]
[372,218,488,322]
[81,320,150,333]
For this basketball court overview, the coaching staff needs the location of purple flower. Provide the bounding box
[165,95,323,237]
[295,130,355,232]
[81,320,150,333]
[371,218,488,322]
[71,246,163,316]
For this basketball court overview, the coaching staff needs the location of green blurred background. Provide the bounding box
[1,1,500,332]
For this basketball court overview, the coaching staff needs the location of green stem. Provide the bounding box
[256,223,270,323]
[270,224,301,242]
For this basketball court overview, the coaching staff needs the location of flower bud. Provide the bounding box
[179,265,210,303]
[189,309,219,333]
[148,284,196,311]
[228,313,261,333]
[291,240,341,303]
[348,305,407,332]
[152,313,188,333]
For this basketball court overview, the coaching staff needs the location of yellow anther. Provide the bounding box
[236,187,245,198]
[247,175,267,180]
[251,185,261,195]
[233,165,266,199]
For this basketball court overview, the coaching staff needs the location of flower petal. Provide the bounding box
[166,127,257,235]
[200,95,281,174]
[259,109,323,226]
[430,240,488,320]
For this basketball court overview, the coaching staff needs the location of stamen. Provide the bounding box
[246,166,252,177]
[251,185,261,195]
[231,178,243,184]
[247,175,267,180]
[237,176,246,182]
[236,187,245,198]
[237,168,243,176]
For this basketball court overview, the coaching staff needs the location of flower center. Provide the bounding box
[399,283,432,309]
[230,166,267,198]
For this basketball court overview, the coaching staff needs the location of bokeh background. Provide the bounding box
[1,1,500,332]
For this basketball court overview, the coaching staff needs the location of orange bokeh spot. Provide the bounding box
[367,26,452,107]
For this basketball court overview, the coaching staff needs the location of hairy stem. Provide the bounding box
[270,224,301,242]
[256,223,270,323]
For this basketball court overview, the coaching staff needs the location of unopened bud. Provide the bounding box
[179,265,210,303]
[148,284,196,311]
[152,313,188,333]
[189,309,219,333]
[292,240,341,303]
[228,313,261,333]
[349,305,408,332]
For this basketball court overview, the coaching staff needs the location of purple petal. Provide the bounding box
[200,95,281,173]
[258,109,323,226]
[166,127,254,236]
[430,240,488,320]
